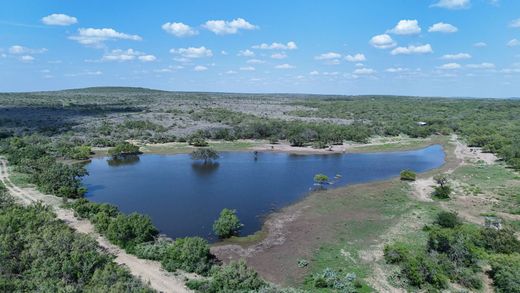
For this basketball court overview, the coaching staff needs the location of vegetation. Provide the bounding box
[191,148,219,163]
[384,212,520,291]
[313,173,329,185]
[306,268,360,292]
[213,208,242,238]
[399,169,416,181]
[108,141,141,157]
[0,183,152,292]
[432,174,452,199]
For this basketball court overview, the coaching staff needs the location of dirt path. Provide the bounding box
[0,158,192,293]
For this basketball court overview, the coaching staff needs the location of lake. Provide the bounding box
[83,145,445,240]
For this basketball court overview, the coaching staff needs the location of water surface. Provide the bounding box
[83,145,445,240]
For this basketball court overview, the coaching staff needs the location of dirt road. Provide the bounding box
[0,158,192,293]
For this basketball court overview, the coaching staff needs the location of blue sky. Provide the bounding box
[1,0,519,97]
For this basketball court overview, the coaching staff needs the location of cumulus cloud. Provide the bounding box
[41,13,78,26]
[508,39,520,47]
[252,41,297,50]
[466,62,495,69]
[170,46,213,58]
[431,0,471,9]
[473,42,487,47]
[438,63,461,69]
[203,18,257,35]
[385,67,408,73]
[246,59,265,64]
[369,34,396,49]
[314,52,341,60]
[20,55,35,62]
[69,28,142,47]
[345,53,366,62]
[194,65,208,72]
[240,66,255,71]
[509,18,520,28]
[162,22,198,37]
[309,70,320,75]
[390,44,433,55]
[275,63,294,69]
[9,45,47,54]
[271,53,287,59]
[353,68,376,75]
[388,20,421,35]
[428,22,458,33]
[101,49,156,62]
[237,49,255,57]
[441,53,471,60]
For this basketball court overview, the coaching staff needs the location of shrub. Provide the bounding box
[191,148,219,163]
[435,211,461,228]
[208,260,265,292]
[313,174,329,184]
[161,237,213,274]
[480,228,520,254]
[308,268,359,292]
[108,142,140,157]
[106,213,158,251]
[400,170,417,181]
[433,185,452,199]
[213,208,242,238]
[489,253,520,293]
[188,136,209,147]
[384,243,410,264]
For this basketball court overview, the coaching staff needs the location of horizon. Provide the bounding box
[1,1,520,97]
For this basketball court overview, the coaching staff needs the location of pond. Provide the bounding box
[83,145,445,241]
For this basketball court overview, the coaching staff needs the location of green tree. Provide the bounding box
[313,174,329,185]
[161,237,213,274]
[400,170,416,181]
[108,142,140,157]
[191,148,219,163]
[213,208,242,238]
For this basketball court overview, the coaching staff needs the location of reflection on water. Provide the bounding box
[107,154,140,167]
[83,145,445,241]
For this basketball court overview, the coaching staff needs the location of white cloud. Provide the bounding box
[431,0,471,9]
[473,42,487,47]
[194,65,208,72]
[314,52,341,60]
[170,46,213,58]
[139,55,156,62]
[466,62,495,69]
[309,70,320,75]
[203,18,257,35]
[240,66,255,71]
[20,55,34,62]
[221,50,228,55]
[246,59,265,64]
[237,49,255,57]
[391,44,433,55]
[385,67,408,73]
[388,20,421,35]
[441,53,471,60]
[162,22,198,37]
[438,63,461,69]
[345,53,366,62]
[69,28,142,47]
[225,70,237,74]
[510,18,520,28]
[428,22,458,33]
[252,41,297,50]
[275,63,294,69]
[508,39,520,47]
[41,13,78,26]
[101,49,155,62]
[353,68,376,75]
[271,53,287,59]
[369,34,396,49]
[9,45,47,54]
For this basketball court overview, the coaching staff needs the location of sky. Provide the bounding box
[0,0,519,97]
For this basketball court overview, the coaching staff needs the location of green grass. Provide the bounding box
[7,168,31,188]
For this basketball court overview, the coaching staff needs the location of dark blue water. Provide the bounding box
[83,145,445,240]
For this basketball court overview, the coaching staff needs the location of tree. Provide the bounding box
[213,208,242,238]
[108,142,140,157]
[433,174,451,199]
[435,211,461,228]
[400,170,416,181]
[161,237,213,274]
[191,148,219,164]
[314,174,329,185]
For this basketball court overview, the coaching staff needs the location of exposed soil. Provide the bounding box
[0,158,192,293]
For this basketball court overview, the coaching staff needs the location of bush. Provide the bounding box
[433,185,452,199]
[435,211,461,228]
[161,237,213,274]
[208,260,265,292]
[191,148,219,163]
[105,213,158,252]
[384,243,410,264]
[213,208,242,238]
[480,228,520,254]
[400,170,417,181]
[307,268,359,292]
[489,253,520,293]
[188,136,209,147]
[313,173,329,184]
[108,142,140,157]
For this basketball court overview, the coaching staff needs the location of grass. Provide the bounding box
[348,135,449,153]
[7,167,32,188]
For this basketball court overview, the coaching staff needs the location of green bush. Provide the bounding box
[191,148,219,163]
[161,237,213,274]
[307,268,359,292]
[108,141,140,157]
[480,228,520,254]
[400,170,416,181]
[213,208,242,238]
[384,243,411,264]
[433,185,452,199]
[106,213,158,251]
[188,136,209,147]
[209,260,265,292]
[489,253,520,293]
[435,211,461,228]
